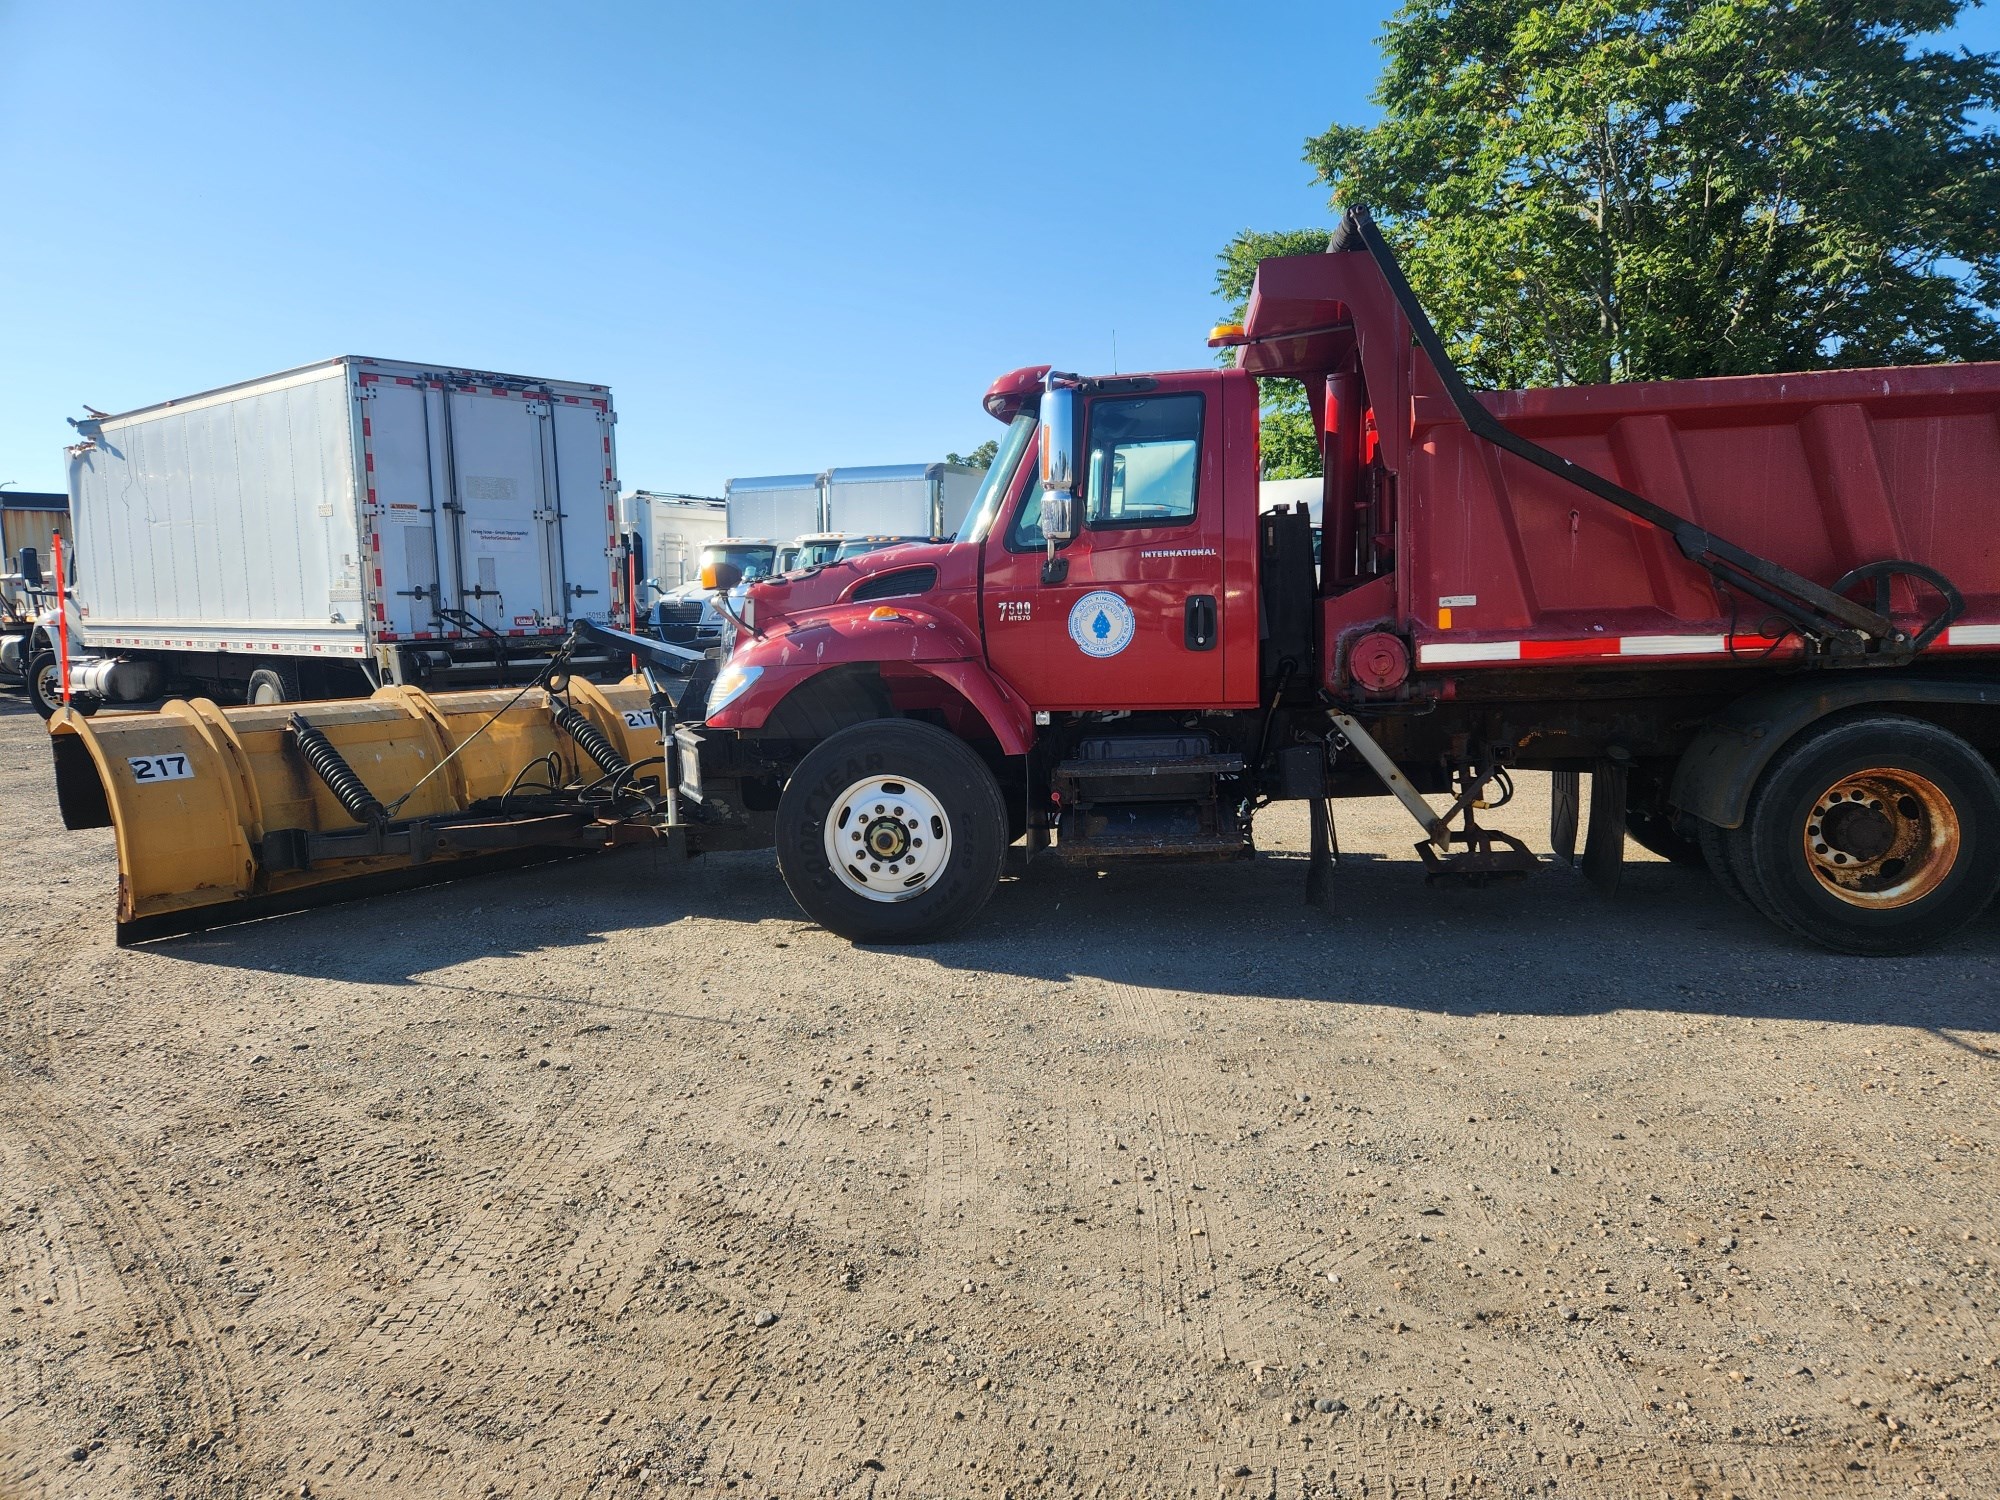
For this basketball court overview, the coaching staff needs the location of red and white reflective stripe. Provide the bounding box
[1418,632,1788,667]
[1420,619,2000,667]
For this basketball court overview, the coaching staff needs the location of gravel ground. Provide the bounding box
[2,690,1998,1499]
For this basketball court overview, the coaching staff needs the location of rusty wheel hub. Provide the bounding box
[1802,768,1959,909]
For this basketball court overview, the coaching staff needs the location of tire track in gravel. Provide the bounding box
[356,1068,602,1357]
[1102,982,1229,1366]
[919,1061,984,1263]
[5,1083,243,1497]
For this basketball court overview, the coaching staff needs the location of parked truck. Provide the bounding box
[725,472,824,543]
[825,462,982,543]
[627,490,726,593]
[47,210,2000,956]
[1,491,68,694]
[25,357,623,717]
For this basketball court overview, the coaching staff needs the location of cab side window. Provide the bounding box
[1005,463,1050,551]
[1086,393,1202,528]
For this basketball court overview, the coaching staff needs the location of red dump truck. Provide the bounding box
[49,210,2000,954]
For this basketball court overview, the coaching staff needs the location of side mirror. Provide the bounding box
[700,561,743,592]
[18,547,42,588]
[1038,377,1082,585]
[1039,381,1081,502]
[1038,493,1074,546]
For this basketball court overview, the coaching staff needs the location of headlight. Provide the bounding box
[707,661,762,716]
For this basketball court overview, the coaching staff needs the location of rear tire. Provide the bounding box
[247,663,301,705]
[1693,816,1757,909]
[776,719,1007,943]
[1741,715,2000,955]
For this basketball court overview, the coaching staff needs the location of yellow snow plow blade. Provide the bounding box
[49,677,669,945]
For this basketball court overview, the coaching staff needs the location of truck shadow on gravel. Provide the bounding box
[156,839,2000,1042]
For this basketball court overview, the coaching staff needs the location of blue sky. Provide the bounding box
[5,4,1996,501]
[0,2,1380,498]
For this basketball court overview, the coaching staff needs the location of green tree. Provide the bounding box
[1298,0,2000,390]
[947,438,998,470]
[1214,228,1333,477]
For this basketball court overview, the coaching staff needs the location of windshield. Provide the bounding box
[702,543,778,581]
[795,538,843,569]
[954,411,1037,542]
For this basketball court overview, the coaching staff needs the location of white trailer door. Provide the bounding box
[444,388,561,632]
[546,397,615,623]
[364,380,446,636]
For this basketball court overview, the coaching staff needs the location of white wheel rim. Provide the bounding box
[252,682,279,704]
[823,773,953,903]
[36,661,61,704]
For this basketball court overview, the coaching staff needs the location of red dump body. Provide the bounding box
[1234,251,2000,682]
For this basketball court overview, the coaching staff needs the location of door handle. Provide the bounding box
[1185,594,1218,651]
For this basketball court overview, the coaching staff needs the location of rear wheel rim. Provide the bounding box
[251,679,282,705]
[824,774,952,903]
[1801,767,1959,909]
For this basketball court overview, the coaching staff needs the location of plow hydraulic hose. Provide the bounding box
[551,699,631,779]
[287,713,387,825]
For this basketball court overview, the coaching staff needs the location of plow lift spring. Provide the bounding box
[286,715,387,825]
[1332,207,1965,664]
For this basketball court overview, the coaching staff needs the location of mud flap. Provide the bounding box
[1550,770,1580,867]
[1581,759,1628,894]
[1305,797,1338,910]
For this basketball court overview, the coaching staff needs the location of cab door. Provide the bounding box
[981,377,1232,711]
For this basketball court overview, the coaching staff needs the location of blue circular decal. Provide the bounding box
[1067,590,1136,659]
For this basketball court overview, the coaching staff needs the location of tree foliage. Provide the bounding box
[947,438,998,470]
[1221,1,2000,471]
[1308,0,2000,389]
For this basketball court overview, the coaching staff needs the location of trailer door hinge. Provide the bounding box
[524,401,549,418]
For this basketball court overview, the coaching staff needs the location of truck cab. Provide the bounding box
[652,537,778,645]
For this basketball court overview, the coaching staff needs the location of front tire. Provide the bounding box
[776,719,1007,943]
[1741,715,2000,955]
[27,649,62,719]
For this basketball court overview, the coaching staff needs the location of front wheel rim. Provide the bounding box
[1801,767,1960,909]
[35,661,61,706]
[823,773,953,903]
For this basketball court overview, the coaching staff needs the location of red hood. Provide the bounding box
[746,538,970,621]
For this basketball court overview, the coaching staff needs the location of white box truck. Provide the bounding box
[33,356,622,714]
[626,490,727,592]
[724,472,825,543]
[825,462,980,541]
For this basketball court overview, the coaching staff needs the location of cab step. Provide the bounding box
[1049,749,1251,862]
